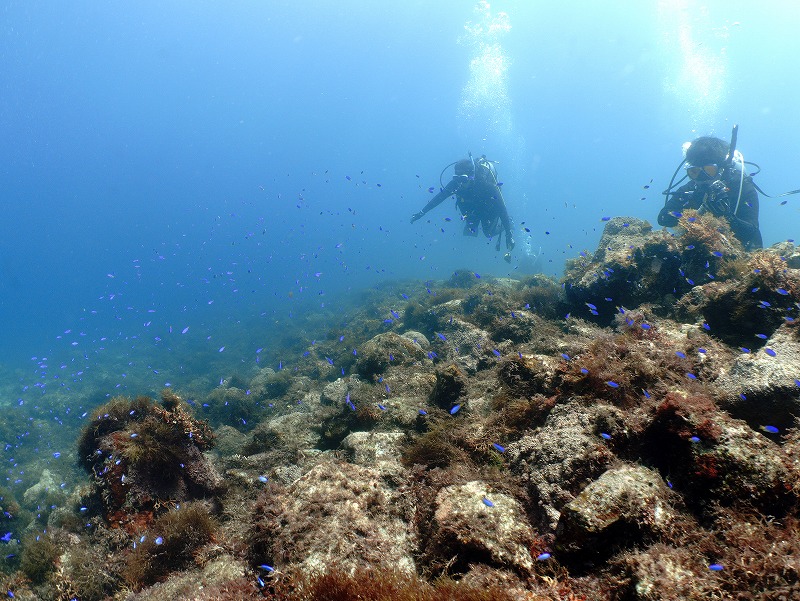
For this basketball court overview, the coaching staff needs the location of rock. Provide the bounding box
[509,400,619,531]
[428,481,536,576]
[340,431,405,481]
[645,393,796,514]
[321,377,351,406]
[355,332,428,378]
[715,324,800,428]
[401,330,430,349]
[213,425,249,457]
[497,354,560,398]
[251,461,415,575]
[23,469,66,508]
[433,318,492,374]
[563,217,682,323]
[429,363,467,409]
[555,465,677,560]
[615,543,716,601]
[243,411,321,456]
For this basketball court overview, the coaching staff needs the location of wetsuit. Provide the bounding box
[658,167,763,250]
[415,163,514,250]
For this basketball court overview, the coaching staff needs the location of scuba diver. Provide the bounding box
[411,154,515,261]
[658,126,762,250]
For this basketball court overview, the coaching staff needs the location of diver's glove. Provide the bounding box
[410,211,424,224]
[701,180,731,217]
[506,235,515,251]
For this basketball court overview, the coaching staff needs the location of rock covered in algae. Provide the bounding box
[715,323,800,427]
[555,464,678,560]
[76,391,223,522]
[250,460,416,576]
[427,480,537,576]
[509,400,619,531]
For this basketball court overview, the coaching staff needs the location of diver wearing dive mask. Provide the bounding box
[411,153,515,261]
[658,133,763,251]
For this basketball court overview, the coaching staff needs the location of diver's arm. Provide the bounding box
[658,184,694,227]
[411,178,462,222]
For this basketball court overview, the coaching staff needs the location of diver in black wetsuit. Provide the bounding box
[411,154,515,260]
[658,132,763,250]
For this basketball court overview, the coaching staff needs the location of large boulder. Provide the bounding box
[250,461,415,576]
[508,400,620,531]
[555,465,679,561]
[426,480,536,576]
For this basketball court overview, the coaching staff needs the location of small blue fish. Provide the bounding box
[418,409,428,415]
[702,322,710,331]
[450,404,461,414]
[641,323,651,330]
[698,348,707,354]
[686,244,695,250]
[712,251,723,257]
[390,310,400,319]
[600,432,611,440]
[492,443,506,453]
[154,537,163,545]
[585,302,598,311]
[474,273,481,279]
[492,349,501,357]
[777,288,790,295]
[708,563,724,571]
[686,373,697,380]
[689,436,700,443]
[536,552,551,561]
[675,351,686,358]
[765,348,777,357]
[607,381,619,388]
[482,497,494,507]
[642,389,651,399]
[436,332,447,342]
[560,353,570,361]
[762,425,779,434]
[580,368,589,374]
[378,404,386,411]
[755,333,768,339]
[740,347,751,354]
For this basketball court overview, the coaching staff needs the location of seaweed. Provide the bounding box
[124,502,217,587]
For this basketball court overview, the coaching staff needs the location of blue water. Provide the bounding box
[2,0,800,426]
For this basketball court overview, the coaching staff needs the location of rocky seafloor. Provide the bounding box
[3,211,800,600]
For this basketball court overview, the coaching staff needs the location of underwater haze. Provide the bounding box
[2,0,800,417]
